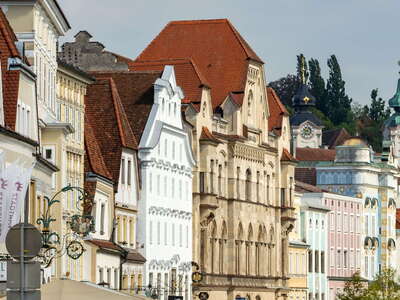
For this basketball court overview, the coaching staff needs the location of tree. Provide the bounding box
[326,55,353,125]
[337,272,367,300]
[269,74,300,107]
[368,89,391,124]
[337,268,400,300]
[308,58,327,115]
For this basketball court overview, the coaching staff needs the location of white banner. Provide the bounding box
[0,155,33,242]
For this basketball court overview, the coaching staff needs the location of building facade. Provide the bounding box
[300,195,329,300]
[137,66,195,300]
[317,138,399,281]
[132,19,297,300]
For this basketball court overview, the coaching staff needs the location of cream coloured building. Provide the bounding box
[132,19,297,300]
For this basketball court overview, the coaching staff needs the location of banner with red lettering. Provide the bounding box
[0,154,33,242]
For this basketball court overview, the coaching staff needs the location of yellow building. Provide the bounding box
[288,184,309,300]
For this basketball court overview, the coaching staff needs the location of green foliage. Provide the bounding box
[368,89,391,124]
[269,74,300,107]
[337,268,400,300]
[326,55,353,125]
[308,58,327,115]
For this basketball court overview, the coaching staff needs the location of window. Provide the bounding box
[337,250,341,268]
[308,250,312,272]
[164,139,167,157]
[315,251,319,273]
[246,169,251,201]
[344,251,348,268]
[371,256,375,276]
[99,268,104,283]
[127,160,131,185]
[372,215,376,236]
[321,251,325,273]
[157,221,160,245]
[200,172,205,193]
[365,215,369,235]
[365,256,369,277]
[330,248,334,266]
[164,222,167,246]
[129,218,134,246]
[186,225,189,248]
[172,224,175,246]
[337,213,342,231]
[179,224,182,247]
[280,188,286,207]
[121,159,125,184]
[149,221,153,244]
[266,175,270,204]
[172,141,175,160]
[157,175,160,195]
[164,176,167,197]
[171,178,175,197]
[100,204,105,234]
[149,173,153,193]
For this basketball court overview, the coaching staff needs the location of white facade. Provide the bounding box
[138,66,195,300]
[292,121,323,149]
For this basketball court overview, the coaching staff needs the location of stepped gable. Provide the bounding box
[267,86,289,135]
[131,58,208,110]
[85,77,136,185]
[0,8,22,130]
[91,71,162,142]
[322,128,351,149]
[133,19,263,109]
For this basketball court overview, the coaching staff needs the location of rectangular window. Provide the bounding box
[371,256,375,276]
[121,159,125,185]
[157,221,160,245]
[330,213,334,230]
[164,222,167,246]
[337,250,341,268]
[100,204,105,234]
[281,188,286,207]
[344,251,348,268]
[149,221,153,245]
[330,248,334,266]
[149,173,153,193]
[172,224,175,246]
[200,172,205,193]
[127,160,131,185]
[171,178,175,197]
[186,225,189,248]
[365,256,369,278]
[179,224,182,247]
[365,215,369,235]
[308,250,312,272]
[157,175,160,195]
[315,250,319,273]
[321,251,325,273]
[130,218,134,246]
[337,213,342,231]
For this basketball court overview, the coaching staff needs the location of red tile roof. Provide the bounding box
[322,128,351,149]
[0,8,22,130]
[84,120,112,180]
[87,239,121,252]
[267,87,288,135]
[295,180,328,193]
[229,91,245,106]
[281,148,297,162]
[396,209,400,230]
[131,58,208,105]
[133,19,263,109]
[90,71,162,142]
[85,78,136,185]
[295,168,317,186]
[296,148,336,162]
[200,126,220,143]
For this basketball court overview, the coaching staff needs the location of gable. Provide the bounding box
[134,19,263,110]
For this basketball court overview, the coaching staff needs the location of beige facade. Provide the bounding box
[288,191,308,300]
[186,61,296,300]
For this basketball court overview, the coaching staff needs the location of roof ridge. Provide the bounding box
[108,78,137,149]
[169,18,229,25]
[225,19,263,64]
[0,9,20,58]
[268,87,289,115]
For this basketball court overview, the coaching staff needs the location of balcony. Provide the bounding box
[199,192,219,210]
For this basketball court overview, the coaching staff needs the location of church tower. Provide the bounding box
[383,71,400,166]
[291,56,323,148]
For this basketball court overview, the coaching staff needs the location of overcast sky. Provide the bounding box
[60,0,400,106]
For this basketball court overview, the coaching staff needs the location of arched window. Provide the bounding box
[210,221,217,273]
[246,169,252,201]
[236,223,243,274]
[256,171,260,202]
[218,164,222,197]
[266,174,270,205]
[248,90,253,120]
[246,224,253,275]
[210,160,214,194]
[236,167,240,200]
[220,221,227,274]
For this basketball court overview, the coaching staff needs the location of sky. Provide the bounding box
[60,0,400,106]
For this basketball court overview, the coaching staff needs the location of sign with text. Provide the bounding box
[0,154,33,242]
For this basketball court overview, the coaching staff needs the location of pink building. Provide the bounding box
[325,194,363,299]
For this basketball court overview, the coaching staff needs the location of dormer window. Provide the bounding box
[248,90,253,120]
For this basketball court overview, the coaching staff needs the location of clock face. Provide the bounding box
[301,124,314,139]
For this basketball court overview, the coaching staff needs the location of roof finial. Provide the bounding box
[300,55,307,84]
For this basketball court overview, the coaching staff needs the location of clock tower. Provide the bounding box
[290,56,323,148]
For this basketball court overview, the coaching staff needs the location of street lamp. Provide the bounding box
[36,184,95,267]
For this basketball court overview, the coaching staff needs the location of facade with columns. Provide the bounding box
[132,19,297,300]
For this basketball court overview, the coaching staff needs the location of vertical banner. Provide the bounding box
[0,155,33,242]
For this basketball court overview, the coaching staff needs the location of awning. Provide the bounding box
[41,279,151,300]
